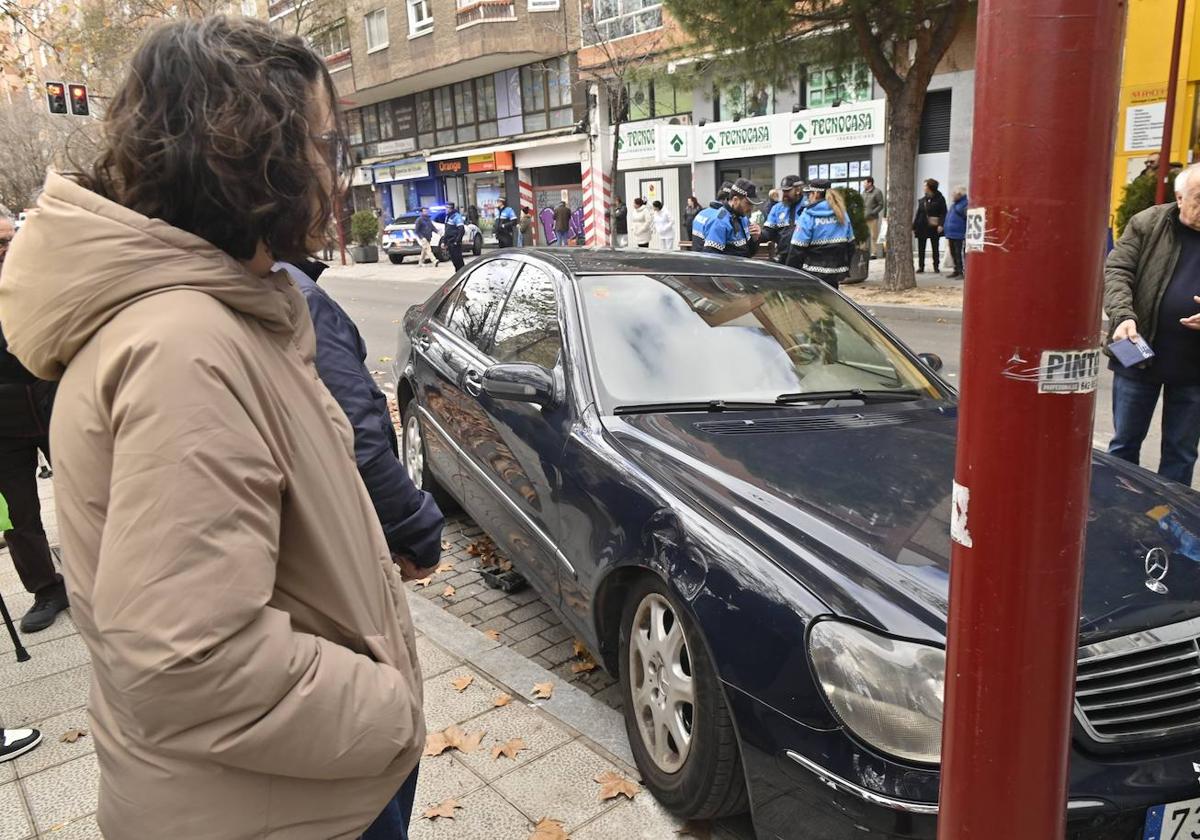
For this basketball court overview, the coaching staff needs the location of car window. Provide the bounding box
[492,265,562,369]
[444,258,519,350]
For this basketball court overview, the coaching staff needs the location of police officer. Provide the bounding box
[701,178,763,258]
[690,181,733,250]
[495,197,517,248]
[444,202,466,270]
[761,175,804,264]
[787,179,856,287]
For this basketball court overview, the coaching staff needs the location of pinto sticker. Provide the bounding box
[1037,349,1101,394]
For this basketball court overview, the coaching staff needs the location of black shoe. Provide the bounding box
[21,584,69,633]
[0,728,41,763]
[916,268,925,273]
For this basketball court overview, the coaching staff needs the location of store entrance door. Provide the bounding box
[801,146,874,193]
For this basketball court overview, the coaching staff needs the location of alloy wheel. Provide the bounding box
[629,593,695,773]
[403,414,424,490]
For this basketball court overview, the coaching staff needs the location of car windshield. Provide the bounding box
[576,274,944,410]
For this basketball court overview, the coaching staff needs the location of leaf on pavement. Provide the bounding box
[532,681,554,700]
[451,674,474,692]
[498,558,514,571]
[441,540,452,551]
[421,798,461,821]
[595,770,640,801]
[59,728,87,743]
[572,640,589,658]
[466,541,481,556]
[449,726,486,754]
[570,660,597,674]
[491,737,527,760]
[493,692,512,707]
[484,629,503,641]
[435,561,456,574]
[423,731,451,756]
[415,577,434,588]
[442,584,456,599]
[529,817,569,840]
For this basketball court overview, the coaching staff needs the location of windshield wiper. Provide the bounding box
[613,400,782,416]
[774,388,925,405]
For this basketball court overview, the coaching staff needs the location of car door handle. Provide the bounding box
[463,368,483,396]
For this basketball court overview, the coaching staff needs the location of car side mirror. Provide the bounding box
[918,352,944,372]
[483,363,557,408]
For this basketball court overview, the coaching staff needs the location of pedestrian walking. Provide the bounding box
[495,197,517,248]
[518,206,533,247]
[611,196,628,248]
[701,178,762,258]
[553,200,572,246]
[0,18,427,839]
[760,175,803,264]
[629,197,654,248]
[0,216,67,634]
[944,186,968,278]
[913,178,947,273]
[652,200,675,250]
[414,206,437,267]
[1104,164,1200,485]
[690,182,732,250]
[787,179,855,288]
[445,202,466,269]
[682,196,701,237]
[862,176,885,258]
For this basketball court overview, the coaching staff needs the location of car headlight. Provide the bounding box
[808,620,944,764]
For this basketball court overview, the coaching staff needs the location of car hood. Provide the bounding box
[603,402,1200,646]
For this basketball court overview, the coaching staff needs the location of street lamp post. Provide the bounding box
[936,1,1124,838]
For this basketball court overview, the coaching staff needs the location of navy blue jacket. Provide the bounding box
[944,195,969,240]
[281,261,445,568]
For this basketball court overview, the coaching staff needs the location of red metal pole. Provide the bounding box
[937,1,1124,838]
[1156,0,1188,204]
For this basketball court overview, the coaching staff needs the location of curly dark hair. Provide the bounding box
[77,16,342,262]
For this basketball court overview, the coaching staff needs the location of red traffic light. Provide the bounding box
[67,83,89,117]
[45,81,67,115]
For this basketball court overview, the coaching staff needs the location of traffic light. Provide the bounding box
[68,83,89,117]
[45,82,66,115]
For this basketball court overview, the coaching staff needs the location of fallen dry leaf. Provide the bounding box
[442,584,456,599]
[532,681,554,700]
[446,725,486,754]
[441,540,452,551]
[451,674,474,692]
[595,770,640,802]
[466,542,481,556]
[529,817,569,840]
[421,798,461,821]
[435,561,456,574]
[59,728,87,744]
[572,640,588,658]
[493,692,513,707]
[484,629,502,641]
[571,660,597,675]
[424,731,450,756]
[491,737,527,760]
[498,558,514,572]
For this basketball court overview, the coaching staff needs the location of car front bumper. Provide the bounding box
[729,686,1200,840]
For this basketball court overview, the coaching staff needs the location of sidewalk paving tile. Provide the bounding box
[36,814,101,839]
[13,707,93,778]
[0,636,90,691]
[22,753,100,833]
[450,703,572,782]
[0,665,91,728]
[421,668,502,733]
[491,739,625,832]
[414,637,460,679]
[411,753,486,808]
[571,788,686,840]
[0,781,32,840]
[0,760,12,785]
[408,784,532,840]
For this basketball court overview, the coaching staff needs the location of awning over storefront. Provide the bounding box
[426,131,584,163]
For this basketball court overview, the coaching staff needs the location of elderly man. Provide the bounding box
[1104,165,1200,484]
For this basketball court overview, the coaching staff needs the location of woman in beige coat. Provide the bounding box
[0,18,426,839]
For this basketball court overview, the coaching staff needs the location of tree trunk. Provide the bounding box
[884,105,921,292]
[607,84,623,249]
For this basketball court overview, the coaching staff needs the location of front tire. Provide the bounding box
[472,234,483,256]
[400,397,457,510]
[389,254,404,265]
[618,576,748,819]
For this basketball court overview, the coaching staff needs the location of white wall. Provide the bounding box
[624,167,683,243]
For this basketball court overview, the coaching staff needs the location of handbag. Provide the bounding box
[927,216,942,228]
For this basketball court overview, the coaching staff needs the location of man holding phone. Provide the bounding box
[1104,164,1200,485]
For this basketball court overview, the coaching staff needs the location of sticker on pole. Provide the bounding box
[951,481,972,548]
[1036,349,1101,394]
[965,207,986,252]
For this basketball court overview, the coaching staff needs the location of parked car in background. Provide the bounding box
[393,248,1200,840]
[383,206,483,265]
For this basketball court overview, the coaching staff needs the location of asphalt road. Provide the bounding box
[321,260,1187,489]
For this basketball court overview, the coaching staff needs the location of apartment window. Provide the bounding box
[433,86,455,146]
[345,110,364,147]
[417,91,436,148]
[581,0,661,46]
[453,81,477,142]
[715,81,772,122]
[406,0,432,36]
[311,18,350,58]
[805,62,871,108]
[365,8,389,51]
[362,106,381,144]
[377,100,397,140]
[617,77,692,123]
[521,56,573,132]
[241,0,257,15]
[528,0,559,9]
[919,90,952,154]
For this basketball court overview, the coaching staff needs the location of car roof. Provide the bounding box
[518,248,802,278]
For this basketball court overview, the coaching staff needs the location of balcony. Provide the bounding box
[455,0,516,28]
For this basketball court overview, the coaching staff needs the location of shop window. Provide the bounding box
[715,81,772,122]
[345,110,364,147]
[521,56,573,133]
[362,106,380,144]
[406,0,432,37]
[805,62,871,108]
[417,91,435,149]
[377,100,396,140]
[581,0,662,46]
[365,8,389,51]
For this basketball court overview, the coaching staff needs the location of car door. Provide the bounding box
[456,262,572,607]
[411,258,518,499]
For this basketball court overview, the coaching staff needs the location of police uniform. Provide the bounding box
[444,207,466,270]
[496,203,517,248]
[690,201,723,250]
[787,179,855,287]
[701,179,762,258]
[761,175,804,264]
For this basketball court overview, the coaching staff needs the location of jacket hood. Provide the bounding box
[804,200,838,219]
[0,171,302,380]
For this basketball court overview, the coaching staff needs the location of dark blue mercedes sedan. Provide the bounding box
[392,249,1200,840]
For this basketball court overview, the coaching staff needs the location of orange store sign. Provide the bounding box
[467,151,514,172]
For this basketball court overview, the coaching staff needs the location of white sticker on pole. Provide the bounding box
[965,207,986,252]
[1037,349,1101,394]
[951,481,973,548]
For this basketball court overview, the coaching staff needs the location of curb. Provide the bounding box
[860,303,963,325]
[406,590,636,768]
